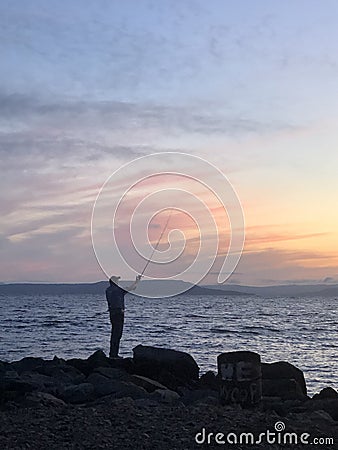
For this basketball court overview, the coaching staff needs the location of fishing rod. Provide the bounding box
[139,208,173,278]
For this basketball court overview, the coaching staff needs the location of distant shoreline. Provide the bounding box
[0,281,338,297]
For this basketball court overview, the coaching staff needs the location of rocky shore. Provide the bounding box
[1,346,337,449]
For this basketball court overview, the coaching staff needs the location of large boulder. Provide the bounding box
[312,387,338,401]
[24,391,66,407]
[198,371,218,391]
[60,382,95,404]
[303,398,338,421]
[19,371,62,393]
[262,361,307,396]
[132,345,199,389]
[66,351,135,377]
[86,373,120,397]
[10,357,46,375]
[93,367,130,381]
[130,375,168,393]
[262,378,306,401]
[150,388,180,404]
[114,382,149,400]
[0,370,36,403]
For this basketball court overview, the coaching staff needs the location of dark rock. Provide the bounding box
[133,345,199,388]
[10,357,46,375]
[20,372,61,392]
[262,361,307,396]
[38,364,85,385]
[134,397,160,408]
[150,388,180,404]
[312,387,338,400]
[24,391,66,407]
[67,352,135,377]
[158,369,184,391]
[180,388,218,406]
[0,378,35,394]
[198,371,218,391]
[86,373,119,397]
[309,410,335,424]
[66,357,90,376]
[0,361,10,375]
[87,350,111,370]
[114,382,149,400]
[130,375,168,393]
[108,357,135,374]
[93,367,130,381]
[0,376,36,403]
[303,398,338,421]
[260,397,304,416]
[262,378,306,400]
[60,382,95,404]
[0,369,19,381]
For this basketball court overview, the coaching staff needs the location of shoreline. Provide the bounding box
[1,346,337,449]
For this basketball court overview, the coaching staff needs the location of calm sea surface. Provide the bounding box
[0,294,337,395]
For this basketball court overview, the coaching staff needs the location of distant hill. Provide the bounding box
[0,281,336,298]
[205,283,338,298]
[0,281,245,297]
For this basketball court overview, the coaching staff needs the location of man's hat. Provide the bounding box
[109,275,121,284]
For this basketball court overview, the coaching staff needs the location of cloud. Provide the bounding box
[0,92,292,138]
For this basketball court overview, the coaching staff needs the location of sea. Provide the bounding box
[0,294,337,396]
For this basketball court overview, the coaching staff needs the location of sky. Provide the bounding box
[1,0,338,285]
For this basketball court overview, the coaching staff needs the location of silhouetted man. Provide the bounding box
[106,275,141,358]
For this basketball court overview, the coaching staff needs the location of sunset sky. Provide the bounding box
[1,0,338,285]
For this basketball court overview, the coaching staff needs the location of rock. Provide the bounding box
[24,391,66,407]
[157,369,184,391]
[0,361,10,375]
[218,351,262,407]
[0,369,20,381]
[309,410,335,424]
[198,371,218,391]
[130,375,168,393]
[86,373,119,397]
[262,378,306,400]
[86,372,149,400]
[180,388,218,406]
[151,388,180,404]
[133,345,199,388]
[134,397,160,408]
[35,360,85,385]
[262,361,307,396]
[114,382,149,400]
[67,352,135,377]
[66,357,91,376]
[193,396,219,406]
[303,398,338,421]
[87,350,111,370]
[10,357,47,374]
[260,397,304,416]
[20,371,64,392]
[60,382,95,404]
[93,367,130,381]
[108,357,135,374]
[312,387,338,400]
[0,378,35,394]
[66,350,110,377]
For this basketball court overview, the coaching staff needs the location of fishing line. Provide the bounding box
[140,209,173,277]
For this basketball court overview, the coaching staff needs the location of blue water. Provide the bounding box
[0,294,337,395]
